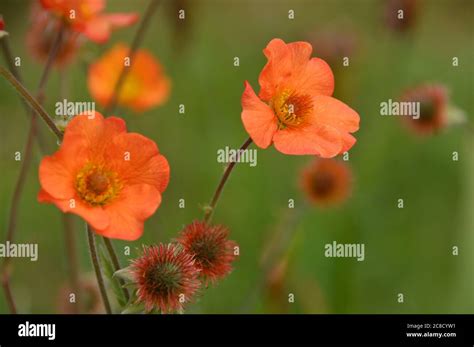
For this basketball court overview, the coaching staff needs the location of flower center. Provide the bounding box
[75,164,122,206]
[271,90,314,129]
[190,238,219,268]
[312,171,335,197]
[120,74,142,102]
[418,99,436,123]
[145,263,182,295]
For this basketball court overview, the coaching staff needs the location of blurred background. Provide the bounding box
[0,0,473,314]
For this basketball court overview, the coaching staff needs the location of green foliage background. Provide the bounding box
[0,0,473,313]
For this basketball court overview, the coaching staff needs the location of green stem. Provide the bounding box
[0,67,62,140]
[0,31,49,154]
[1,25,65,313]
[102,237,130,302]
[203,137,253,223]
[86,225,112,314]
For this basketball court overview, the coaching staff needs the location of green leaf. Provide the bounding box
[113,267,135,283]
[121,302,145,314]
[98,244,128,308]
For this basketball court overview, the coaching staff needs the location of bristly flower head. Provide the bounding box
[300,158,352,206]
[177,221,238,284]
[130,244,201,313]
[241,38,360,157]
[399,84,449,135]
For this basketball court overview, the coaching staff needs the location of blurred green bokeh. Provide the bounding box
[0,0,473,314]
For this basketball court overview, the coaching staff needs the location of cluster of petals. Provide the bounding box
[241,38,360,157]
[88,44,171,112]
[38,112,170,240]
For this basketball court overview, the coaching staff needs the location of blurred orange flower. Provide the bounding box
[40,0,138,43]
[300,158,352,206]
[38,112,170,240]
[27,4,83,67]
[88,44,171,113]
[400,84,448,135]
[241,38,359,157]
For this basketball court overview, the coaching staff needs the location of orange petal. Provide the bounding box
[107,133,170,192]
[102,13,139,28]
[312,95,359,132]
[340,133,356,153]
[82,17,110,44]
[286,57,334,98]
[258,39,334,101]
[97,184,162,240]
[62,113,127,160]
[241,81,278,148]
[38,189,110,231]
[39,153,80,200]
[273,124,342,157]
[258,39,293,101]
[311,95,359,153]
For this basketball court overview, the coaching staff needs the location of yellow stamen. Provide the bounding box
[75,164,122,206]
[271,90,314,129]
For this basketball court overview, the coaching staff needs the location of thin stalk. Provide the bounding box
[203,137,253,223]
[86,225,112,314]
[103,0,162,115]
[0,122,35,315]
[102,237,130,302]
[1,25,64,313]
[1,278,16,314]
[0,67,62,140]
[0,37,23,83]
[0,33,48,153]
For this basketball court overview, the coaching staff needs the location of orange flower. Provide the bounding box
[38,112,170,240]
[300,158,352,206]
[400,84,448,135]
[40,0,138,43]
[241,38,359,157]
[88,44,171,113]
